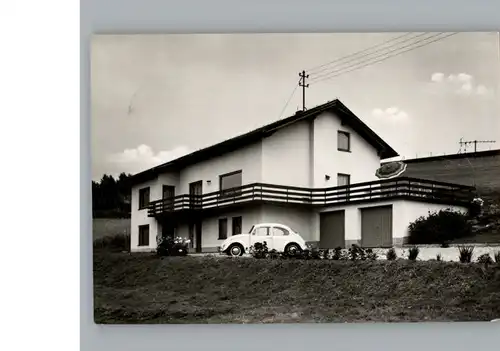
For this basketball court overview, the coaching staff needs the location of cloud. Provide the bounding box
[429,72,492,97]
[431,72,444,82]
[108,144,190,173]
[371,106,409,121]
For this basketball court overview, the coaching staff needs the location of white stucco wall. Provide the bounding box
[176,206,263,249]
[178,142,263,194]
[260,204,315,241]
[316,200,468,245]
[313,111,381,188]
[261,120,311,187]
[130,179,160,252]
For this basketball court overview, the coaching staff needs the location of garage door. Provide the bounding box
[319,210,345,249]
[361,205,393,248]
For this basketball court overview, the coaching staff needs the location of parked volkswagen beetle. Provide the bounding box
[218,223,308,257]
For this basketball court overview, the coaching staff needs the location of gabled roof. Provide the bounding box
[131,99,399,185]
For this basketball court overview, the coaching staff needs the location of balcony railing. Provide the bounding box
[147,177,475,217]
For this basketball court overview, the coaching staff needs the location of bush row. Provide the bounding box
[93,233,130,252]
[249,242,500,264]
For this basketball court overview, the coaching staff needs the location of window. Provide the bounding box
[162,185,175,210]
[218,218,228,240]
[337,131,351,152]
[272,227,289,236]
[337,173,351,186]
[138,225,149,246]
[253,226,270,236]
[232,216,242,235]
[138,187,150,210]
[219,170,242,197]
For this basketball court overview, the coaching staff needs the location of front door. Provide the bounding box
[189,181,203,209]
[188,220,203,252]
[161,219,175,240]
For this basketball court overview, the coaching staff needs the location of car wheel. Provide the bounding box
[228,244,244,257]
[285,243,301,256]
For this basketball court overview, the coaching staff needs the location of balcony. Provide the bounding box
[147,177,475,217]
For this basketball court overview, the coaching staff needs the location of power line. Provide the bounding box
[277,79,300,119]
[306,32,419,75]
[309,33,457,85]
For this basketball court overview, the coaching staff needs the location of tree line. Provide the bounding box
[92,173,132,218]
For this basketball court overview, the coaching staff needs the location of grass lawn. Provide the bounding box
[93,251,500,324]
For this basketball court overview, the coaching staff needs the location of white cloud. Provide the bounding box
[429,72,492,97]
[108,144,190,173]
[431,72,444,82]
[371,106,409,122]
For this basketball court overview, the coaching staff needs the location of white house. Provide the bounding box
[129,99,474,253]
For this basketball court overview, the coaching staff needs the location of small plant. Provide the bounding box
[436,253,442,261]
[469,197,484,218]
[250,241,269,259]
[494,251,500,263]
[386,247,397,261]
[332,247,348,260]
[458,245,474,263]
[268,249,281,259]
[365,248,378,261]
[156,236,190,257]
[348,244,367,261]
[477,253,493,265]
[408,246,420,261]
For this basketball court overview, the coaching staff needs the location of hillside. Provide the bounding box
[382,150,500,243]
[93,252,500,324]
[93,218,131,240]
[392,150,500,193]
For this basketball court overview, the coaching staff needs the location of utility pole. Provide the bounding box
[458,138,496,153]
[299,70,309,111]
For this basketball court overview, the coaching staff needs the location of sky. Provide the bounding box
[91,32,500,180]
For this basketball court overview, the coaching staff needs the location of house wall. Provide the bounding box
[176,206,263,252]
[316,200,468,247]
[260,204,315,241]
[261,120,311,187]
[130,178,161,252]
[178,141,263,194]
[313,111,381,188]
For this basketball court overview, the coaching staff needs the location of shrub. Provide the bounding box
[348,244,365,261]
[408,209,472,245]
[93,233,130,252]
[436,253,442,261]
[386,248,397,261]
[157,236,190,257]
[458,246,474,263]
[332,247,348,261]
[408,246,420,261]
[365,248,378,261]
[468,197,484,218]
[250,242,269,259]
[494,251,500,263]
[477,253,493,265]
